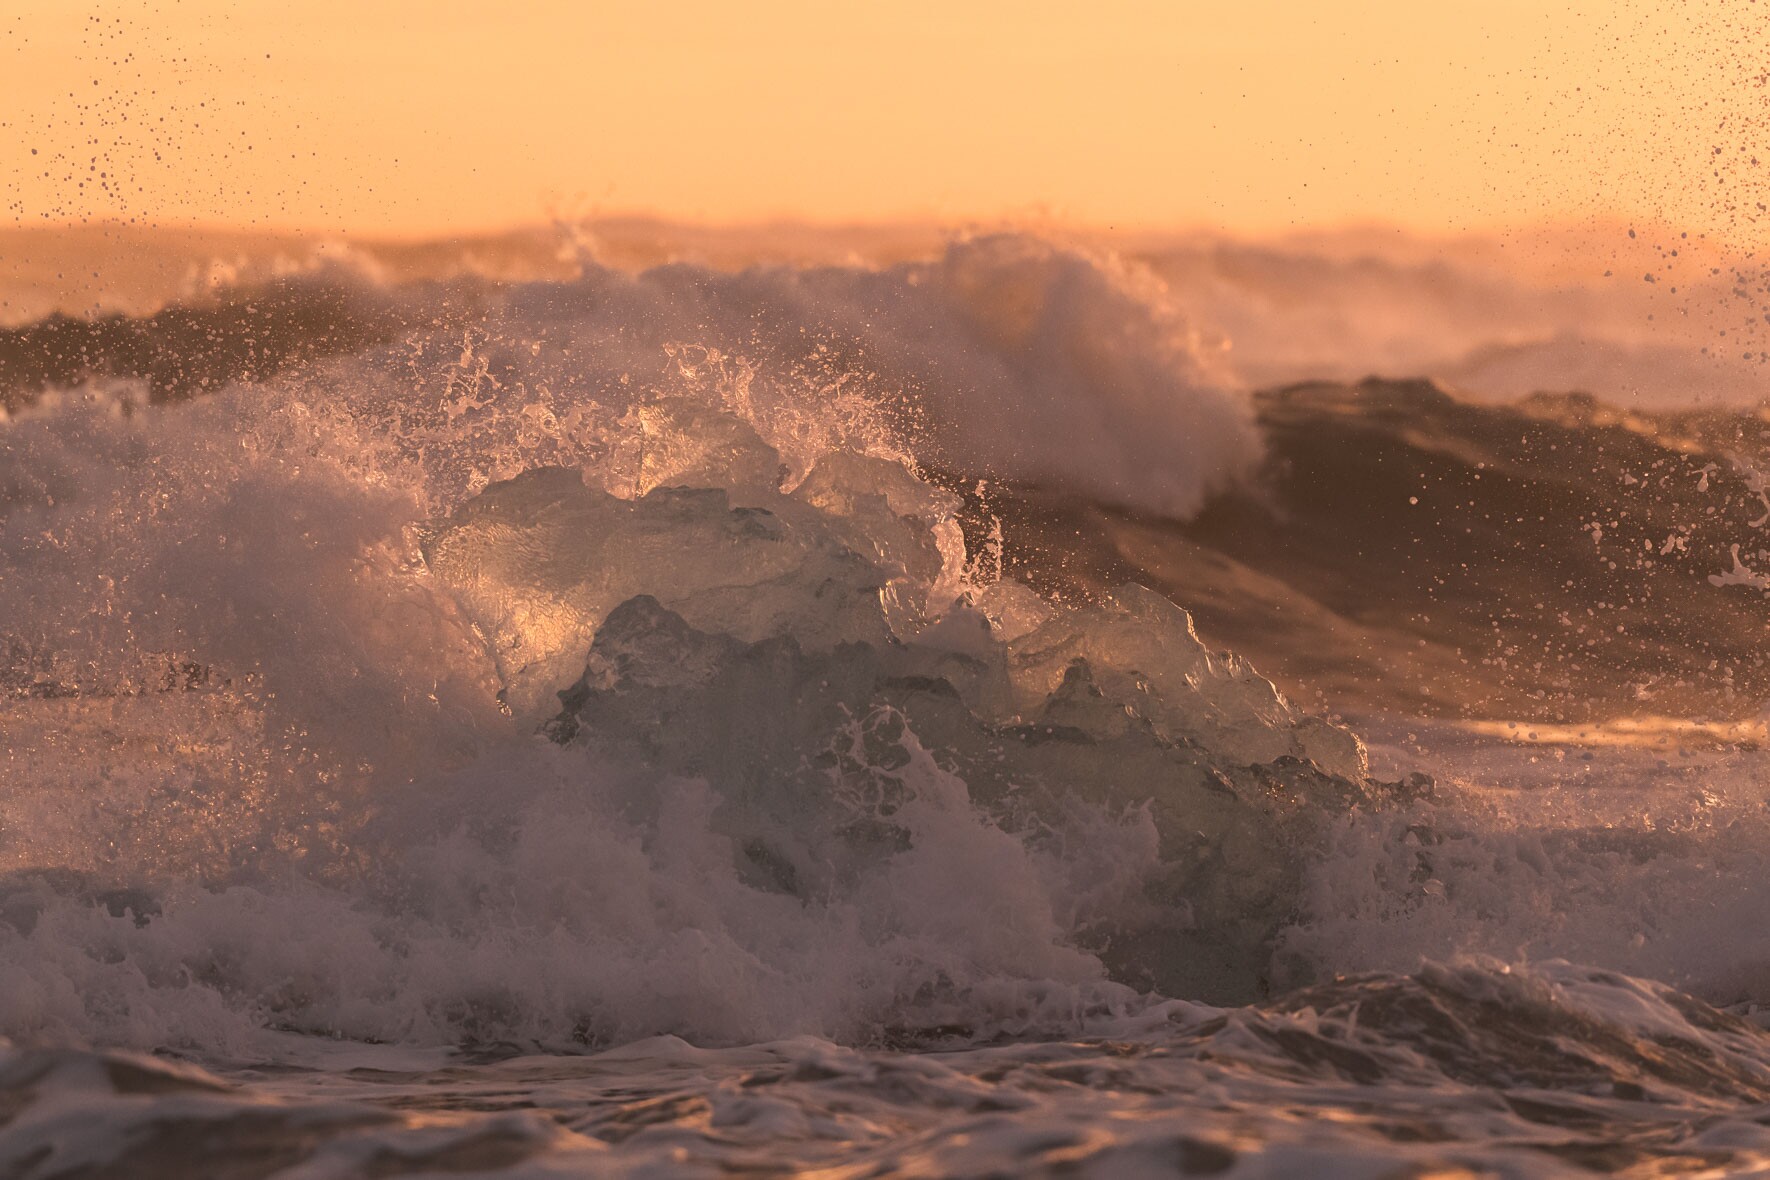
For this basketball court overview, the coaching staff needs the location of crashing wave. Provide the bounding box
[406,401,1388,1007]
[7,229,1769,1068]
[0,234,1407,1053]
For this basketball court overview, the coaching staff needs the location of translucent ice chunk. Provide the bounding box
[420,468,897,721]
[545,593,1385,1002]
[1007,584,1367,779]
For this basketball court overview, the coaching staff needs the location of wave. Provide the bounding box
[6,962,1770,1176]
[1140,225,1770,405]
[0,235,1321,1056]
[984,376,1770,725]
[4,229,1770,1076]
[0,275,406,410]
[0,417,1373,1048]
[0,233,1259,517]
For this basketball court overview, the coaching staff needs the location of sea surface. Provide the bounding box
[7,223,1770,1176]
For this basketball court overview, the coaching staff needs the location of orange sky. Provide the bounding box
[4,1,1765,241]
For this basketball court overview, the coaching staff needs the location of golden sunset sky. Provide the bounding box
[3,1,1763,240]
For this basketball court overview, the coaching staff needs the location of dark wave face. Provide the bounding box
[0,278,404,409]
[983,378,1770,726]
[6,226,1770,1176]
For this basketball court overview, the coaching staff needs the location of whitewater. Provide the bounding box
[6,227,1770,1176]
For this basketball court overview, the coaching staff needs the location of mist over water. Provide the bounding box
[8,224,1770,1175]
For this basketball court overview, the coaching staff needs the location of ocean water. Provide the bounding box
[6,225,1770,1176]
